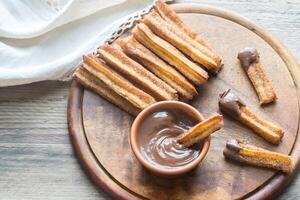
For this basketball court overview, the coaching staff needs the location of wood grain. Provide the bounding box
[0,82,112,200]
[0,1,300,200]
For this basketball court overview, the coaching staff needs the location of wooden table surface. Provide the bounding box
[0,0,299,199]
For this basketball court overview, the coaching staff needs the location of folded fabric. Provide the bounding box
[0,0,154,86]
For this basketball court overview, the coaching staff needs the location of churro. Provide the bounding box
[219,89,284,144]
[224,139,293,173]
[116,36,197,100]
[176,114,223,147]
[132,23,208,85]
[142,10,219,72]
[238,47,276,105]
[154,0,222,68]
[73,67,140,116]
[98,44,178,100]
[82,54,156,109]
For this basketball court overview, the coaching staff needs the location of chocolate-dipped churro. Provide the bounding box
[224,139,293,173]
[176,114,223,147]
[219,89,284,144]
[238,47,276,105]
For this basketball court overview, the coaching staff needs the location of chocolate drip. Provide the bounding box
[219,89,245,119]
[223,139,246,163]
[226,139,243,152]
[237,47,259,71]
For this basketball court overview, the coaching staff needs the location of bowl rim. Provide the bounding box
[130,100,211,176]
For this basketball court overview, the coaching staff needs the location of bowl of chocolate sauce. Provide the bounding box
[130,101,210,177]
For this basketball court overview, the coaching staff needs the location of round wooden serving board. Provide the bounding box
[68,4,300,200]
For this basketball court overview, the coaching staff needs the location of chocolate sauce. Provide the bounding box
[219,89,245,119]
[137,109,201,169]
[237,47,259,71]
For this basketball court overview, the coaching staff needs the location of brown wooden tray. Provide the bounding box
[67,3,300,200]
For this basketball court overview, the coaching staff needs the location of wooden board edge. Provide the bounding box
[67,81,143,200]
[171,3,300,200]
[67,3,300,200]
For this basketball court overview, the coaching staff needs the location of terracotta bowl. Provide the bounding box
[130,101,211,178]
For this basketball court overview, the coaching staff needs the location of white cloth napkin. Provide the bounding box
[0,0,154,86]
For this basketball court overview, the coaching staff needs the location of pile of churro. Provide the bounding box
[73,0,222,115]
[73,0,293,174]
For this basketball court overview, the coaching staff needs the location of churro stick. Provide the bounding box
[223,139,293,173]
[98,44,178,101]
[82,54,155,109]
[238,47,276,105]
[142,11,219,72]
[219,89,284,144]
[154,0,222,67]
[132,23,208,85]
[116,36,197,100]
[176,114,223,147]
[73,67,140,116]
